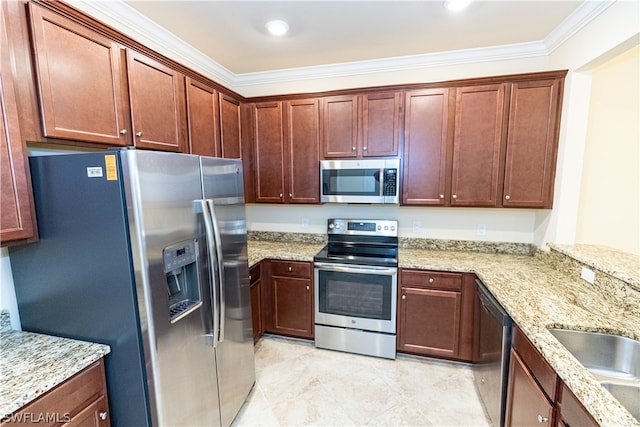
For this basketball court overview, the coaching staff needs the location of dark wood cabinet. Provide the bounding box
[219,93,243,159]
[126,49,187,152]
[506,326,558,427]
[249,263,263,344]
[398,269,475,361]
[28,3,130,146]
[252,100,320,204]
[4,359,110,427]
[502,79,563,208]
[265,260,313,339]
[402,88,452,205]
[186,77,220,157]
[1,4,36,246]
[555,381,598,427]
[451,84,507,207]
[321,92,402,158]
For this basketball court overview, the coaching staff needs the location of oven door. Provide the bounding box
[314,262,397,334]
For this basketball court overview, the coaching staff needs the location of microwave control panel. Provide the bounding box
[383,168,397,196]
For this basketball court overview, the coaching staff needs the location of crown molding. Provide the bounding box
[67,0,614,90]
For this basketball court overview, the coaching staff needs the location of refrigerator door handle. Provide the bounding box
[206,199,226,343]
[195,199,219,348]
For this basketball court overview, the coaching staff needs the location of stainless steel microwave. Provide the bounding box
[320,159,400,204]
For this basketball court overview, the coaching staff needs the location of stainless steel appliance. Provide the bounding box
[473,279,513,427]
[9,150,255,426]
[313,218,398,359]
[320,158,400,204]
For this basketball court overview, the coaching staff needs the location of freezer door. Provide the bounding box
[200,156,256,426]
[121,150,221,426]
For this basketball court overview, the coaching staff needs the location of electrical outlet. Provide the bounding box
[476,224,487,236]
[581,267,596,284]
[412,221,421,233]
[301,218,309,228]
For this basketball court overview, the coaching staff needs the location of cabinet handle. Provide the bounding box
[249,275,252,281]
[288,266,292,272]
[452,194,457,199]
[402,294,406,300]
[363,146,367,151]
[279,193,283,198]
[505,195,511,200]
[429,278,434,283]
[99,412,108,420]
[306,285,310,291]
[352,146,356,151]
[289,193,292,198]
[119,129,127,135]
[135,131,143,137]
[439,194,444,199]
[537,415,548,424]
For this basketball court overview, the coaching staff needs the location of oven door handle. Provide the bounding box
[314,262,397,275]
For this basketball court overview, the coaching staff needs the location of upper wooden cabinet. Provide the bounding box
[1,4,36,246]
[219,93,243,159]
[28,3,130,146]
[186,77,220,157]
[402,88,452,206]
[451,84,507,207]
[252,99,320,204]
[321,92,403,158]
[502,79,562,208]
[126,50,187,152]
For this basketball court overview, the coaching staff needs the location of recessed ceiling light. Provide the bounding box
[265,20,289,36]
[444,0,471,12]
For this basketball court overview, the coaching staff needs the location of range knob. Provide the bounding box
[329,223,335,229]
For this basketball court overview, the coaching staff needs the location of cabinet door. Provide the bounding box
[503,79,562,208]
[285,98,320,204]
[28,4,129,146]
[65,395,110,427]
[1,10,36,245]
[219,93,242,159]
[505,349,555,427]
[556,382,598,427]
[321,95,358,158]
[398,287,461,358]
[250,264,263,344]
[402,88,451,205]
[126,50,186,152]
[271,276,313,338]
[361,92,402,157]
[185,77,220,157]
[253,102,285,202]
[451,84,506,207]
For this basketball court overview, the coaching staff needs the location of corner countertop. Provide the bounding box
[248,238,640,426]
[0,311,111,418]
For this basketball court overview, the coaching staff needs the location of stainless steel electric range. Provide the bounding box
[313,218,398,359]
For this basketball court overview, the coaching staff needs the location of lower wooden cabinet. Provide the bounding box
[3,359,110,427]
[249,263,263,344]
[556,381,598,427]
[397,269,475,361]
[264,260,314,339]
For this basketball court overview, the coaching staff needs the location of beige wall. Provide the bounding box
[575,46,640,255]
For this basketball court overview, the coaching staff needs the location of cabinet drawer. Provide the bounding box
[270,260,311,278]
[14,360,107,422]
[401,269,462,291]
[512,326,558,402]
[249,263,261,285]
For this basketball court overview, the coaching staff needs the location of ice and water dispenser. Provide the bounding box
[163,239,203,323]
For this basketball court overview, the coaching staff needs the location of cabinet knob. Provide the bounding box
[452,194,457,199]
[363,146,367,151]
[352,146,356,151]
[99,412,108,420]
[402,294,406,300]
[119,129,127,135]
[537,415,548,424]
[429,278,434,283]
[279,193,283,198]
[135,132,143,137]
[288,266,292,272]
[249,275,252,281]
[289,193,292,197]
[306,285,310,291]
[505,195,511,200]
[439,194,444,199]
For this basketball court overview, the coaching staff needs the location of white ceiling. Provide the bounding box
[121,0,589,75]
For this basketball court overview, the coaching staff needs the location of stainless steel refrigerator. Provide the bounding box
[9,149,255,426]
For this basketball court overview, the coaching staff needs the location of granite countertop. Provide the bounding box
[248,236,639,426]
[0,311,111,418]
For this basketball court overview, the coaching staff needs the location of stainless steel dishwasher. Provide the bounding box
[474,279,513,427]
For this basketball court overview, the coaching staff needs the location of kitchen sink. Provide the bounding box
[549,328,640,421]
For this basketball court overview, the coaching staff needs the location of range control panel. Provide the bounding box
[327,219,398,237]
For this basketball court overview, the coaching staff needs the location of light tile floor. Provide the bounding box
[232,335,492,426]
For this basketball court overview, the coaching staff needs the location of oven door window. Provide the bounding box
[317,270,392,320]
[321,168,381,196]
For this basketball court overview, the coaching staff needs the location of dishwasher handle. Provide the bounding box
[476,279,512,327]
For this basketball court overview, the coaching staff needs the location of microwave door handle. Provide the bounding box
[195,200,219,347]
[206,199,225,343]
[314,262,397,276]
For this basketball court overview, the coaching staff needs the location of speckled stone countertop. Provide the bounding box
[0,311,111,418]
[248,234,640,426]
